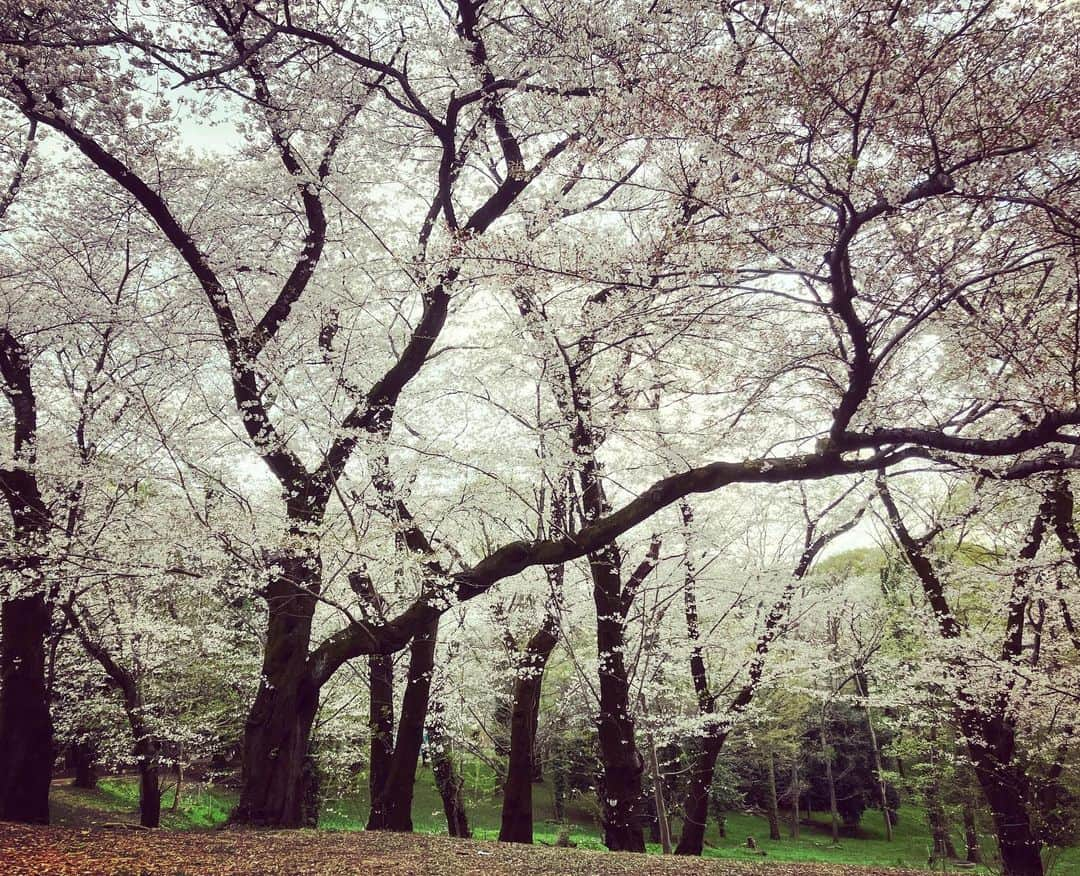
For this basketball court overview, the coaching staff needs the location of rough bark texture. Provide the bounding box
[232,549,322,827]
[499,614,558,844]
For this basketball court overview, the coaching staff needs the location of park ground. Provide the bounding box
[1,768,1075,875]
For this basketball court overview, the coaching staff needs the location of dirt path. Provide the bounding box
[0,822,950,876]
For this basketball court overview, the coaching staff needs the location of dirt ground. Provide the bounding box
[0,822,953,876]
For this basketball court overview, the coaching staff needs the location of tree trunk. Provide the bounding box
[0,591,54,824]
[593,553,646,853]
[171,762,183,812]
[428,700,470,838]
[766,752,782,841]
[820,716,840,844]
[369,615,438,832]
[645,724,673,853]
[71,736,98,790]
[0,331,55,825]
[790,762,801,839]
[964,718,1042,876]
[137,758,161,828]
[232,550,322,827]
[962,799,982,864]
[855,672,893,841]
[367,652,395,809]
[674,737,722,855]
[499,616,558,844]
[925,774,958,860]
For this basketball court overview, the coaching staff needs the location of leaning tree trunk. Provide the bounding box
[428,699,471,838]
[499,615,558,844]
[675,736,723,855]
[0,589,53,824]
[369,615,439,832]
[964,712,1043,876]
[232,548,322,827]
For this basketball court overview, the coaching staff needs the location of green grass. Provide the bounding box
[51,767,1080,874]
[50,777,238,830]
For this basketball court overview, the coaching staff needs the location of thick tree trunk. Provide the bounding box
[232,549,322,827]
[766,752,782,841]
[369,616,438,832]
[593,556,646,853]
[878,479,1044,876]
[367,652,395,809]
[0,331,55,825]
[0,591,54,824]
[499,616,558,844]
[967,731,1042,876]
[674,737,722,855]
[137,759,161,829]
[428,700,470,838]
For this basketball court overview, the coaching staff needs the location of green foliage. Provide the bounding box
[798,705,899,832]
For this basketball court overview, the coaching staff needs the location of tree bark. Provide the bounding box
[136,745,161,829]
[368,615,439,832]
[592,547,646,853]
[877,477,1045,876]
[820,715,841,844]
[232,548,322,827]
[964,713,1042,876]
[855,670,893,841]
[428,699,470,838]
[71,736,98,790]
[367,652,395,812]
[0,591,53,824]
[675,737,722,854]
[790,762,801,839]
[643,716,673,853]
[962,798,982,864]
[499,614,558,843]
[766,752,782,841]
[0,330,54,825]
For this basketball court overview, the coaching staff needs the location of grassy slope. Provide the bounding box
[48,767,1079,874]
